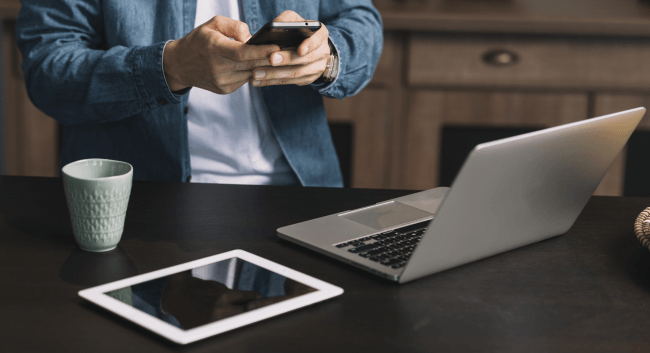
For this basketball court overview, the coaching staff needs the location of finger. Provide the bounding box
[215,34,280,62]
[267,41,329,67]
[252,59,327,82]
[210,70,252,89]
[203,17,279,61]
[252,73,321,87]
[298,24,329,56]
[272,10,305,22]
[268,50,302,67]
[268,50,315,67]
[204,15,251,42]
[234,57,272,71]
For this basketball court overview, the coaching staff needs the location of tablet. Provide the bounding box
[78,250,343,344]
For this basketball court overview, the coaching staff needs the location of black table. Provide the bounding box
[2,176,650,352]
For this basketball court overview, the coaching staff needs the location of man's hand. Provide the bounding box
[251,11,331,87]
[163,16,280,94]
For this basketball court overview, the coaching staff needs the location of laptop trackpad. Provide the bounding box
[339,201,432,230]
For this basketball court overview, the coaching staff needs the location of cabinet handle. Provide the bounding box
[482,49,519,67]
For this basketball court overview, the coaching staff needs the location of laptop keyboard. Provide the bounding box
[333,220,431,269]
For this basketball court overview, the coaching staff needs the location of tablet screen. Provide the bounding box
[104,257,316,330]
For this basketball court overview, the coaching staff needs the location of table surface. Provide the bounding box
[2,176,650,352]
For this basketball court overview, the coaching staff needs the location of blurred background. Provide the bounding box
[4,0,650,195]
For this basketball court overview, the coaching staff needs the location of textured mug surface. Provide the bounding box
[62,159,133,252]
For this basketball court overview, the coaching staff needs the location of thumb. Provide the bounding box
[273,10,305,22]
[204,15,251,42]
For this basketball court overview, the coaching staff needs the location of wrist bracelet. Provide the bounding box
[327,53,339,81]
[316,38,339,84]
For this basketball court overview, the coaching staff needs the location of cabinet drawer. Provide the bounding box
[408,34,650,90]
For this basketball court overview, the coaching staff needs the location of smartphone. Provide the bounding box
[246,21,321,49]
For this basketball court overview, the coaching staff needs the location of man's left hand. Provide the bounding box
[251,10,330,87]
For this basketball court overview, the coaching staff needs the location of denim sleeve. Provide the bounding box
[15,0,180,125]
[313,0,383,99]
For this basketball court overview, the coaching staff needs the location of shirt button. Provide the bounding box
[157,98,167,106]
[184,106,189,114]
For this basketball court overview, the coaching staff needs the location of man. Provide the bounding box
[16,0,383,187]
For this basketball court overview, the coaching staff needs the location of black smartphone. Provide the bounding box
[246,21,321,49]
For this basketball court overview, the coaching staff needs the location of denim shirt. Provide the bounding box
[16,0,383,186]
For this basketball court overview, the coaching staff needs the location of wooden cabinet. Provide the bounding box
[408,34,650,90]
[402,33,650,195]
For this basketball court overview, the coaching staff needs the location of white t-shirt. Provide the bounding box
[187,0,297,185]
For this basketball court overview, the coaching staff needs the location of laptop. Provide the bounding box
[277,107,646,283]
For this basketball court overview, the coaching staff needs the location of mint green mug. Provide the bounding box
[62,159,133,252]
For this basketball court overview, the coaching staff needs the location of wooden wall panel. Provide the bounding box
[398,91,588,190]
[324,88,391,189]
[369,31,409,190]
[592,95,650,196]
[324,32,404,189]
[594,95,650,128]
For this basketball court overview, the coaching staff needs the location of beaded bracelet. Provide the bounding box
[316,38,339,83]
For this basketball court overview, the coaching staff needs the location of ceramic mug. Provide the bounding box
[62,159,133,252]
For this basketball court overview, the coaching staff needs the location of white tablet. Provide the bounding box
[78,250,343,344]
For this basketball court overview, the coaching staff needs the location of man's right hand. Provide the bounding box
[163,16,280,94]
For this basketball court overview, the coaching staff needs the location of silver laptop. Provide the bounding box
[278,107,646,283]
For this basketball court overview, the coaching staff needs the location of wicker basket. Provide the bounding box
[634,207,650,250]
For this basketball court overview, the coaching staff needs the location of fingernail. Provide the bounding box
[252,80,261,86]
[254,70,266,79]
[272,53,282,65]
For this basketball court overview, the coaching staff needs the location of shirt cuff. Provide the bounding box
[132,41,184,109]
